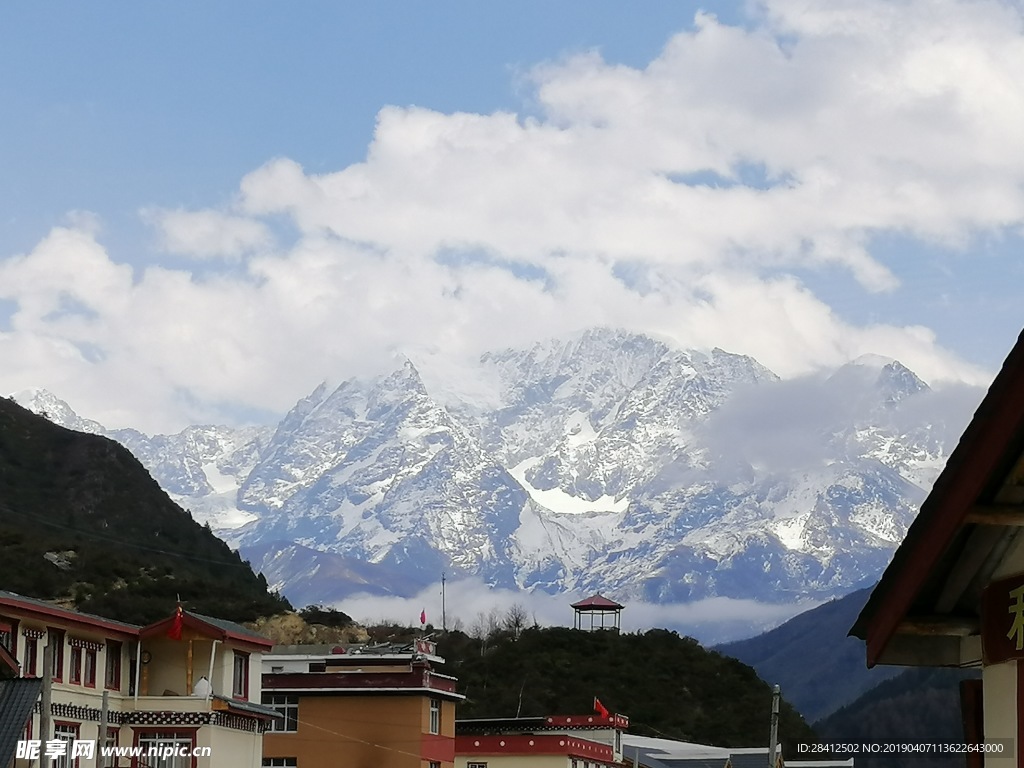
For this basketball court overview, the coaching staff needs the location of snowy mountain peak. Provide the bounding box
[9,329,976,612]
[9,388,104,434]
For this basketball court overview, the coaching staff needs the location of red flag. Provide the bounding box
[167,605,184,641]
[594,697,610,718]
[419,609,427,626]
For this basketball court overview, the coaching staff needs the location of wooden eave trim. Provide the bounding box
[965,504,1024,526]
[865,331,1024,667]
[895,615,980,636]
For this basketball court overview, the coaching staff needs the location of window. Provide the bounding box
[232,651,249,698]
[105,640,121,690]
[262,694,299,732]
[468,763,489,768]
[53,722,79,768]
[262,760,297,767]
[23,635,38,677]
[429,762,441,768]
[48,629,64,681]
[69,646,82,685]
[83,647,97,687]
[428,698,440,735]
[136,730,195,768]
[0,620,13,653]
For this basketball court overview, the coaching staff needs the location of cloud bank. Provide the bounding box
[3,0,1020,431]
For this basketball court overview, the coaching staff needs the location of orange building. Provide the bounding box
[262,640,463,768]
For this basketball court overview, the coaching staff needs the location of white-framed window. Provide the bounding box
[262,759,297,767]
[232,651,249,698]
[468,763,489,768]
[136,730,194,768]
[262,693,299,732]
[428,698,440,735]
[53,722,78,768]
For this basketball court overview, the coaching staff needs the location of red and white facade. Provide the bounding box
[0,590,277,768]
[456,713,629,768]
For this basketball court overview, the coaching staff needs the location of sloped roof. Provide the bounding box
[0,678,42,767]
[571,594,624,609]
[0,590,139,636]
[852,327,1024,666]
[0,644,19,679]
[140,610,272,649]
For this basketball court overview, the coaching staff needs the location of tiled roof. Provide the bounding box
[571,594,624,609]
[189,612,269,643]
[0,678,42,767]
[0,590,139,634]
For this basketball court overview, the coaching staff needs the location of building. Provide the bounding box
[456,712,629,767]
[261,639,462,768]
[0,640,42,768]
[621,735,791,768]
[571,597,623,632]
[851,327,1024,768]
[0,590,279,768]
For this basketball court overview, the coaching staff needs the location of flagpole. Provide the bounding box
[441,572,447,633]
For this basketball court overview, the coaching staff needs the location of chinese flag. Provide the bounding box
[419,609,427,626]
[167,605,184,641]
[594,697,610,718]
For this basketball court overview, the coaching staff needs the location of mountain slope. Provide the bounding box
[436,625,818,752]
[0,396,290,624]
[717,586,901,722]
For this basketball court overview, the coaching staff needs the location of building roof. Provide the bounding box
[0,678,42,768]
[571,594,624,610]
[0,590,139,637]
[458,713,629,733]
[140,610,272,649]
[622,735,731,768]
[0,644,19,679]
[852,327,1024,666]
[212,694,282,720]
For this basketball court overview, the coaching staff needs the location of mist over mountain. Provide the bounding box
[12,328,983,633]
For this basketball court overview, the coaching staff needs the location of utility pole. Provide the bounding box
[441,572,447,633]
[41,643,53,749]
[768,684,780,768]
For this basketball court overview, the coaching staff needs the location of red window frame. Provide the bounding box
[105,640,122,690]
[23,635,38,678]
[232,651,249,699]
[48,629,64,682]
[83,647,97,688]
[69,646,82,685]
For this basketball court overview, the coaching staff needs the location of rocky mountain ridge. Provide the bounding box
[11,328,979,610]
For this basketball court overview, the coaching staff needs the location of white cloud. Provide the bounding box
[1,0,1018,430]
[338,577,814,644]
[145,208,273,260]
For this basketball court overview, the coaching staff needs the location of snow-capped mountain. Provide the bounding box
[9,328,980,607]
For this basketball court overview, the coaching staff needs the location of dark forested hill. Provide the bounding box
[816,666,980,768]
[0,396,289,624]
[435,625,817,753]
[717,587,902,722]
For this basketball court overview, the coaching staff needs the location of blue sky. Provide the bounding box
[2,1,1023,431]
